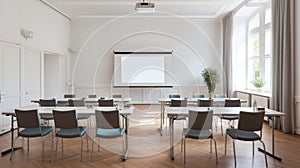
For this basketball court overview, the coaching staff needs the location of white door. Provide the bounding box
[0,42,20,134]
[44,53,61,98]
[24,48,41,105]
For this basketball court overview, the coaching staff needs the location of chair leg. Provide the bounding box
[210,139,212,153]
[61,138,64,155]
[42,137,45,161]
[49,132,54,162]
[91,137,95,162]
[221,118,223,136]
[10,136,18,160]
[233,140,237,167]
[86,132,89,152]
[181,133,184,152]
[27,137,29,154]
[259,140,268,167]
[55,136,58,153]
[212,138,218,165]
[183,137,186,164]
[225,133,228,155]
[252,141,255,157]
[98,138,100,152]
[81,136,84,162]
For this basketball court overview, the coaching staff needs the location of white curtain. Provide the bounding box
[223,12,234,97]
[271,0,295,133]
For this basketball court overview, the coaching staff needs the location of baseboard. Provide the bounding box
[294,128,300,135]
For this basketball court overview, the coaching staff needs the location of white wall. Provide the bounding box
[70,16,222,95]
[294,0,300,134]
[0,0,70,102]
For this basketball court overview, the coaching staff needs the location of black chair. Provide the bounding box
[51,110,88,162]
[170,99,188,126]
[98,99,114,107]
[225,111,267,167]
[88,94,97,98]
[39,99,56,124]
[11,109,53,161]
[112,94,122,98]
[220,99,241,135]
[91,110,125,161]
[64,94,75,98]
[197,99,213,107]
[169,94,181,98]
[182,110,218,164]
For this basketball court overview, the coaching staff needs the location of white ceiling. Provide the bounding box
[42,0,245,20]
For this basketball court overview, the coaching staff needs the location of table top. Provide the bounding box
[165,107,285,117]
[2,106,134,116]
[158,98,247,103]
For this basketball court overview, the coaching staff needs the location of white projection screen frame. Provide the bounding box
[114,51,173,87]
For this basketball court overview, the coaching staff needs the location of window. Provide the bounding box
[246,5,271,92]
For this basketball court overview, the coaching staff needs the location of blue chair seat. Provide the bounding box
[183,128,213,139]
[221,116,239,120]
[96,128,125,138]
[19,126,53,137]
[226,128,261,141]
[56,126,87,138]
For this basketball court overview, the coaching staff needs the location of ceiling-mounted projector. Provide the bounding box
[135,1,155,13]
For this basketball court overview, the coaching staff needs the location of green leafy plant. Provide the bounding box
[201,68,220,94]
[251,78,266,88]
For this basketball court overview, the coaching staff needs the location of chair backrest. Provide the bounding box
[169,94,181,98]
[98,99,114,107]
[112,94,122,98]
[238,111,265,131]
[39,99,56,107]
[170,99,187,107]
[53,110,78,129]
[193,94,205,98]
[224,99,241,107]
[197,99,213,107]
[88,94,97,98]
[95,110,120,129]
[64,94,75,98]
[188,110,213,130]
[68,99,85,107]
[15,109,40,128]
[214,94,226,98]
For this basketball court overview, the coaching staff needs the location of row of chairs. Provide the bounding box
[169,94,226,98]
[64,94,123,99]
[39,98,114,107]
[181,109,267,167]
[11,109,125,162]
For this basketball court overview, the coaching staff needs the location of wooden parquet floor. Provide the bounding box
[1,105,300,168]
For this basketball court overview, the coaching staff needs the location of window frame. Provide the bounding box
[246,3,271,92]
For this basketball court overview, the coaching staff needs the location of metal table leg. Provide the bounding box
[169,115,174,160]
[1,114,22,156]
[258,116,282,161]
[122,114,129,161]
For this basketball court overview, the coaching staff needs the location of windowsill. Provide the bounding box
[236,89,270,98]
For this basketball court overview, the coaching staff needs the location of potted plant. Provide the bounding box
[251,77,266,91]
[201,68,220,98]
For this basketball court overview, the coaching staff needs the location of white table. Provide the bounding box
[158,98,247,135]
[1,106,134,160]
[165,107,285,161]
